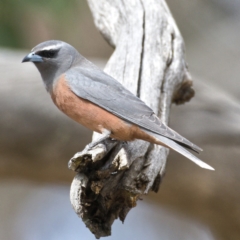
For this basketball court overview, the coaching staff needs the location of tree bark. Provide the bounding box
[69,0,194,238]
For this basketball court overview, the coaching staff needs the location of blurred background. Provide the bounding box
[1,0,240,239]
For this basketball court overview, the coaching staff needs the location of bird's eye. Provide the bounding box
[36,49,58,58]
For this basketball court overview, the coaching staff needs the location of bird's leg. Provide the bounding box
[86,129,114,150]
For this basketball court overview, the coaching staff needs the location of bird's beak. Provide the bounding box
[22,52,43,63]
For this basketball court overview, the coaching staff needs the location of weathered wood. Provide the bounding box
[69,0,194,238]
[2,49,240,240]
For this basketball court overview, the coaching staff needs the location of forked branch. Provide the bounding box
[69,0,194,238]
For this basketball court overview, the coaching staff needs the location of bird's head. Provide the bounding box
[22,40,80,91]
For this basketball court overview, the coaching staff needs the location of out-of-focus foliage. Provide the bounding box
[0,0,112,57]
[0,0,79,48]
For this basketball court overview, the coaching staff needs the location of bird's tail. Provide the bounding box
[142,129,214,171]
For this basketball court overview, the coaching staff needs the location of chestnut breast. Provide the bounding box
[50,74,144,141]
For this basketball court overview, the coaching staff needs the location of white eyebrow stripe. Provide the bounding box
[32,43,62,52]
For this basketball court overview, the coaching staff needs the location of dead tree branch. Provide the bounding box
[69,0,194,238]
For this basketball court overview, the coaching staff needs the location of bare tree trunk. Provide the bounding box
[69,0,194,238]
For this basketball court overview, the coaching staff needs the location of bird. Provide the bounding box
[22,40,214,170]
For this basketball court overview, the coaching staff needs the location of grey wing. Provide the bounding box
[65,66,202,152]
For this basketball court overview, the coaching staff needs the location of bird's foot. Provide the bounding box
[69,138,119,172]
[86,137,117,150]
